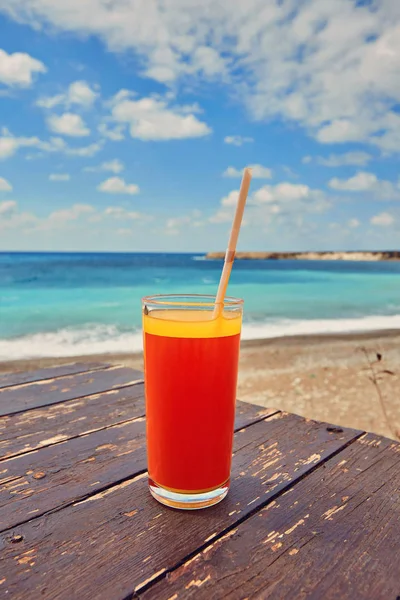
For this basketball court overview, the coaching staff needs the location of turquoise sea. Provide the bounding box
[0,252,400,360]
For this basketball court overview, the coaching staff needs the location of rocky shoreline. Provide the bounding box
[206,250,400,261]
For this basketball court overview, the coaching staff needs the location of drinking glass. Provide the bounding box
[142,294,243,509]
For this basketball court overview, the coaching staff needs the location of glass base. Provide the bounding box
[149,477,229,510]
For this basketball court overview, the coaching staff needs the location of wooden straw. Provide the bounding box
[213,167,252,317]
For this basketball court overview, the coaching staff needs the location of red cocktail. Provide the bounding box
[143,295,243,509]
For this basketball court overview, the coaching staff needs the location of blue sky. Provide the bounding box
[0,0,399,252]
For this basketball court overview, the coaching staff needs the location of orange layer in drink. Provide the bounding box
[143,310,241,492]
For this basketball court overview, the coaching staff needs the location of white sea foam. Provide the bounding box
[0,325,144,360]
[241,314,400,340]
[1,314,400,360]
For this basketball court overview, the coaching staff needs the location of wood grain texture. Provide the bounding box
[0,416,147,532]
[0,414,361,600]
[143,434,400,600]
[233,404,278,430]
[0,362,111,390]
[0,402,277,531]
[0,397,274,462]
[0,384,145,460]
[0,366,143,416]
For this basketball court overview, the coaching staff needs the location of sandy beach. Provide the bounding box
[1,329,399,441]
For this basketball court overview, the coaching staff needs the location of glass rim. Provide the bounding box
[142,293,243,307]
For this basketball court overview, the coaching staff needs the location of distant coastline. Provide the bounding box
[206,250,400,261]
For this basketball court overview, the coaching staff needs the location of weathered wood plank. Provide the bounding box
[0,417,147,532]
[0,402,277,530]
[0,362,112,390]
[0,366,143,416]
[143,434,400,600]
[0,415,361,599]
[0,384,145,460]
[233,403,277,430]
[0,397,274,461]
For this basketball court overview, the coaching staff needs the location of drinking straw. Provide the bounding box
[213,167,252,317]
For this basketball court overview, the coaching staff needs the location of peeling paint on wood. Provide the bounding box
[284,517,308,535]
[185,574,211,589]
[271,542,283,551]
[1,385,145,458]
[0,418,148,530]
[0,363,112,390]
[135,569,166,592]
[144,433,400,600]
[0,367,144,417]
[1,393,272,462]
[0,400,283,531]
[300,453,321,465]
[323,504,348,520]
[0,414,361,600]
[0,364,376,600]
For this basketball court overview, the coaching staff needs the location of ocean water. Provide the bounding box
[1,252,400,360]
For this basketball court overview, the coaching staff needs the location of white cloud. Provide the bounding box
[224,136,253,146]
[0,200,150,235]
[282,166,298,179]
[97,176,139,194]
[0,130,41,159]
[306,152,372,167]
[84,159,124,174]
[37,137,67,153]
[370,212,395,227]
[209,209,234,224]
[47,113,90,137]
[223,164,272,179]
[347,218,360,229]
[41,203,149,228]
[107,89,136,106]
[329,171,400,199]
[210,180,331,225]
[67,80,98,106]
[0,199,17,215]
[49,173,70,181]
[37,80,98,109]
[111,94,211,141]
[36,94,65,109]
[98,123,125,141]
[65,141,103,157]
[165,215,192,235]
[223,167,241,178]
[0,176,12,191]
[329,171,378,192]
[164,211,203,233]
[251,183,329,213]
[221,190,240,207]
[0,128,103,160]
[187,46,227,80]
[45,203,95,226]
[3,1,400,151]
[0,48,46,86]
[0,199,38,230]
[104,206,141,219]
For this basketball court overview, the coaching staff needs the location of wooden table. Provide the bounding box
[0,363,399,599]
